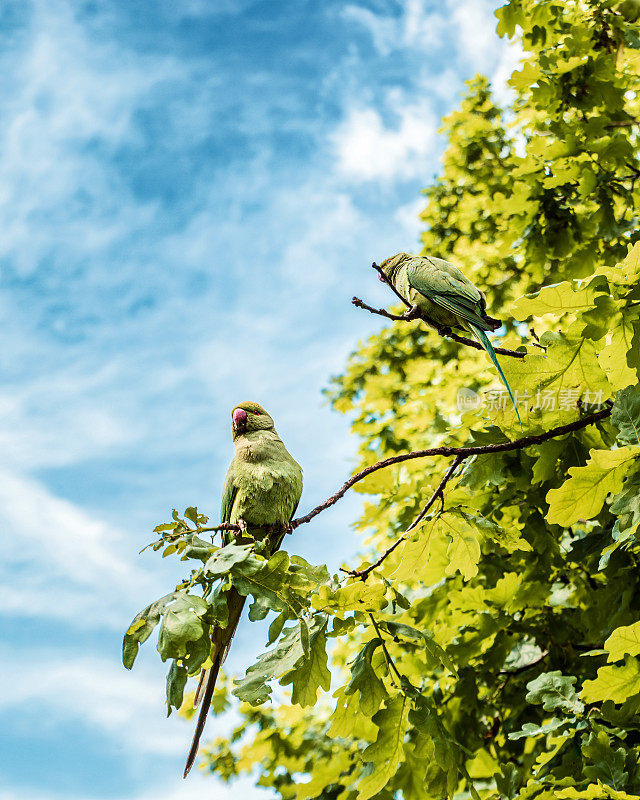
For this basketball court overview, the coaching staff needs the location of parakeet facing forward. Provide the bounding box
[184,401,303,777]
[379,252,522,428]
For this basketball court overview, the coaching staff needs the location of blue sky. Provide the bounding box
[0,1,519,798]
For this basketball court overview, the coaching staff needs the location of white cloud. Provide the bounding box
[331,100,437,181]
[0,359,138,471]
[394,196,427,247]
[340,0,519,92]
[0,470,154,628]
[0,646,268,800]
[490,39,525,106]
[450,0,500,72]
[342,0,503,65]
[0,651,176,751]
[333,0,519,183]
[341,5,397,56]
[0,0,173,278]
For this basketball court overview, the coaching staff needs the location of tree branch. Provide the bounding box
[177,409,610,546]
[354,263,526,359]
[344,455,465,580]
[291,407,611,528]
[193,522,242,534]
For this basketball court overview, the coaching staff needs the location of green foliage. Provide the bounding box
[357,694,411,800]
[123,509,332,713]
[525,671,584,714]
[344,638,389,716]
[612,385,640,444]
[123,1,640,797]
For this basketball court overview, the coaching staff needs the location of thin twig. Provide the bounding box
[193,522,242,534]
[355,263,526,359]
[372,262,412,308]
[406,455,464,533]
[291,407,611,529]
[369,612,404,687]
[352,296,413,323]
[344,456,465,581]
[353,296,525,357]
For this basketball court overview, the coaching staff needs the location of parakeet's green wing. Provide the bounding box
[220,464,238,545]
[406,258,492,331]
[269,496,301,553]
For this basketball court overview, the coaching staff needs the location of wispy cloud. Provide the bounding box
[330,99,437,182]
[0,470,154,627]
[341,0,447,58]
[332,0,516,183]
[0,0,175,279]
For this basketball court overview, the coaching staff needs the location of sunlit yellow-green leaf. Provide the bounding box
[311,581,387,613]
[557,786,640,799]
[441,513,482,580]
[546,447,640,527]
[596,243,640,285]
[597,315,639,390]
[512,281,595,321]
[581,657,640,704]
[356,694,410,800]
[605,621,640,663]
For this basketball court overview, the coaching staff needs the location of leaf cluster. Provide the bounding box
[124,508,332,713]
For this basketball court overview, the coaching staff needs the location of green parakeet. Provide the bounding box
[380,252,522,428]
[184,401,303,777]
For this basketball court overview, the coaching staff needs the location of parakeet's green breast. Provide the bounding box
[229,431,303,528]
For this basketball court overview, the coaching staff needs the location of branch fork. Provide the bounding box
[343,455,465,581]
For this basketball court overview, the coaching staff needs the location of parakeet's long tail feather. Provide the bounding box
[192,604,243,711]
[192,667,210,710]
[184,589,246,778]
[183,649,222,778]
[468,323,523,430]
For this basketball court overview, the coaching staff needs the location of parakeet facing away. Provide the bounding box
[183,401,303,777]
[379,252,522,428]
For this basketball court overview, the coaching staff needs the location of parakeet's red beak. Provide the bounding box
[232,407,248,433]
